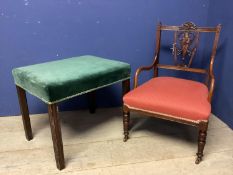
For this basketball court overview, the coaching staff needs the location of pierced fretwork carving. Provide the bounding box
[171,22,200,67]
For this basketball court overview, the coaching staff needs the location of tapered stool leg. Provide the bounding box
[16,85,33,141]
[48,104,65,170]
[88,91,96,114]
[122,79,130,97]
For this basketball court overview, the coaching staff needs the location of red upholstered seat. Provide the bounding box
[123,77,211,121]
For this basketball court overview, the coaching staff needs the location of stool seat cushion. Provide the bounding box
[123,77,211,121]
[13,55,130,104]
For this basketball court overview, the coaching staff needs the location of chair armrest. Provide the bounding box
[134,56,157,88]
[208,58,215,102]
[208,77,215,102]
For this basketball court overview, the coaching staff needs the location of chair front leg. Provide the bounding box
[122,79,130,142]
[123,105,130,142]
[48,104,65,170]
[196,121,208,164]
[16,85,33,141]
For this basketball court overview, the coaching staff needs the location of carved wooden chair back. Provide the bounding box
[153,22,221,101]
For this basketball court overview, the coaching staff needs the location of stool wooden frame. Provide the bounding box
[16,79,130,170]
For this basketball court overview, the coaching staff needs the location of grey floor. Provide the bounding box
[0,107,232,175]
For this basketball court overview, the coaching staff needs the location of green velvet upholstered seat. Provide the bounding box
[12,55,130,104]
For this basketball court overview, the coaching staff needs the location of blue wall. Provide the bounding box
[207,0,233,128]
[0,0,211,116]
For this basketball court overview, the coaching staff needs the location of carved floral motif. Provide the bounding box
[171,22,199,67]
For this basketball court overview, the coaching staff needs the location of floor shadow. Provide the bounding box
[31,108,198,165]
[30,113,50,137]
[130,112,198,144]
[30,108,122,164]
[59,108,121,134]
[32,107,122,135]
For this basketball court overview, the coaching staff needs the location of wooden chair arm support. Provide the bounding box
[207,57,215,102]
[134,56,157,89]
[134,65,154,88]
[208,76,215,102]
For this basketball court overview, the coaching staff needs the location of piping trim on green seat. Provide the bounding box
[16,77,130,104]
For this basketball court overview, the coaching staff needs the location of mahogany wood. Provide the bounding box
[208,25,221,102]
[161,25,218,32]
[88,91,96,113]
[122,79,130,97]
[196,121,208,164]
[16,85,33,141]
[157,64,207,74]
[48,104,65,170]
[124,105,200,127]
[154,22,162,77]
[122,79,130,141]
[123,106,130,142]
[134,61,156,88]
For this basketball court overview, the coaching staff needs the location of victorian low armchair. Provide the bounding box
[123,22,221,164]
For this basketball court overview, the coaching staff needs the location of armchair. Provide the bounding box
[123,22,221,164]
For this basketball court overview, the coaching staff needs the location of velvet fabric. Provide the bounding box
[12,55,130,104]
[123,77,211,121]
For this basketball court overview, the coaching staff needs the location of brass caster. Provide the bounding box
[123,136,128,142]
[195,157,202,164]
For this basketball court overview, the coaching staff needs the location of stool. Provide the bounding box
[12,55,130,170]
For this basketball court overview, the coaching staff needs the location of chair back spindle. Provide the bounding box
[155,22,221,76]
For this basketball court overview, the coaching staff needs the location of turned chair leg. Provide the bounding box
[196,121,208,164]
[48,104,65,170]
[16,86,33,141]
[88,91,96,114]
[122,79,130,142]
[123,107,130,142]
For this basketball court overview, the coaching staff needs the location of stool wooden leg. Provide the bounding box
[122,79,130,97]
[48,104,65,170]
[16,85,33,141]
[88,91,96,114]
[196,121,208,164]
